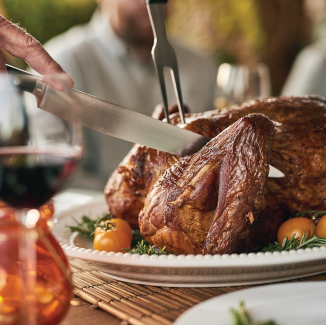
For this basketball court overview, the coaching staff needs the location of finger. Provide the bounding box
[0,15,74,88]
[151,103,190,121]
[0,51,7,72]
[151,104,166,120]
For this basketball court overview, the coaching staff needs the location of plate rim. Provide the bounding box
[53,197,326,268]
[174,281,326,324]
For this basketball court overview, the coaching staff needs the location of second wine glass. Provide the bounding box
[215,63,271,109]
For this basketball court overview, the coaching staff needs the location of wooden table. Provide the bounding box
[60,259,326,325]
[61,296,122,325]
[54,192,326,324]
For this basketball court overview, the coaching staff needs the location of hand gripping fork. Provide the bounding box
[146,0,186,124]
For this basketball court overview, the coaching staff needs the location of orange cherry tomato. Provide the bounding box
[95,218,132,242]
[316,215,326,238]
[277,217,315,245]
[93,218,132,253]
[94,228,131,253]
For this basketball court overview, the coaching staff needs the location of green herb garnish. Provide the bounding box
[263,209,326,252]
[292,210,326,220]
[131,229,148,247]
[263,230,326,252]
[67,214,167,254]
[124,240,168,255]
[230,301,276,325]
[67,212,111,239]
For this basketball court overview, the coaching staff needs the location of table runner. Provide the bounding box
[69,258,326,325]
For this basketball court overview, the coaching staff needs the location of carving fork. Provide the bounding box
[146,0,186,124]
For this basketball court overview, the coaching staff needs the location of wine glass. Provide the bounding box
[215,63,271,109]
[0,72,83,324]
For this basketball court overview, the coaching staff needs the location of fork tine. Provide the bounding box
[169,60,186,124]
[146,0,186,124]
[155,65,170,123]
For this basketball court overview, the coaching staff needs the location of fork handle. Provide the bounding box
[146,0,168,3]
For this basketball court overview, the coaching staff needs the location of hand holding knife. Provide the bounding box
[4,64,285,178]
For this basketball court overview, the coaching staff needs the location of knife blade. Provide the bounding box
[5,65,285,177]
[5,64,209,156]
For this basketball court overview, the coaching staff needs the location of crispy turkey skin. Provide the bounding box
[104,96,326,254]
[139,114,281,255]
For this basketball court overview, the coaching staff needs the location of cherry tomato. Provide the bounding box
[95,218,132,242]
[277,217,315,245]
[94,228,131,253]
[316,215,326,238]
[93,218,132,253]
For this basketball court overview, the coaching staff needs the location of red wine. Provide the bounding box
[0,148,79,209]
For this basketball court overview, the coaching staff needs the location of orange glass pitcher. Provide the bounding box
[0,201,73,325]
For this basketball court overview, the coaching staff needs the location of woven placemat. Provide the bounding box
[69,258,326,325]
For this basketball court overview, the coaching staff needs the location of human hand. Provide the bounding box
[152,103,189,121]
[0,15,74,89]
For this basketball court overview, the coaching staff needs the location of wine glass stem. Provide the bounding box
[17,210,38,324]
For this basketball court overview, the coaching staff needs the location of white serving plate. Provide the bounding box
[175,281,326,324]
[53,197,326,287]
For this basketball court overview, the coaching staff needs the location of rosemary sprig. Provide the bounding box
[131,229,147,247]
[67,212,111,238]
[230,301,276,325]
[67,214,165,254]
[263,230,326,252]
[124,240,168,255]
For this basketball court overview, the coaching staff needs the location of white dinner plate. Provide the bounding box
[174,281,326,325]
[53,197,326,287]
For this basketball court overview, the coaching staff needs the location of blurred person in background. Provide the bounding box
[281,1,326,98]
[43,0,219,191]
[281,40,326,97]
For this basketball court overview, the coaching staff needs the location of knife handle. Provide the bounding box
[6,64,33,76]
[146,0,168,4]
[5,64,37,93]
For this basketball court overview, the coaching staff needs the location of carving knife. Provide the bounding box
[5,65,285,178]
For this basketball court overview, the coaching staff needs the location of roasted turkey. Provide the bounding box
[104,96,326,254]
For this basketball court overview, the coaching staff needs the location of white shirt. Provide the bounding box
[282,40,326,97]
[44,11,218,190]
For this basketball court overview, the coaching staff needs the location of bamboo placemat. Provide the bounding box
[69,258,326,325]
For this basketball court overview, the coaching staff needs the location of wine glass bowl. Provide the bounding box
[0,75,83,209]
[0,72,83,324]
[215,63,271,109]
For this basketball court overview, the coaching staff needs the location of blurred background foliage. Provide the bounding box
[1,0,97,44]
[168,0,312,95]
[0,0,97,70]
[168,0,265,64]
[0,0,317,95]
